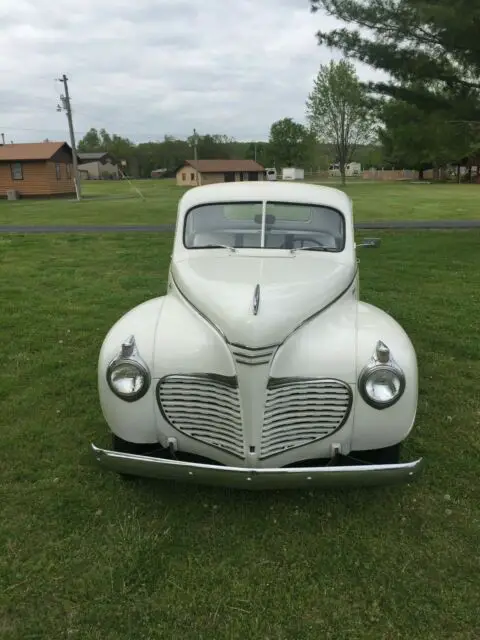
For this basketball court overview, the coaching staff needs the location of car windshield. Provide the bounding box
[183,201,345,251]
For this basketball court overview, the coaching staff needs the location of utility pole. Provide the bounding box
[254,142,257,162]
[1,133,5,146]
[57,74,81,200]
[193,128,201,186]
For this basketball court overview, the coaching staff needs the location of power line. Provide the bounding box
[0,125,269,141]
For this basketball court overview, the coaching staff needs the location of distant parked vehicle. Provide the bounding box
[265,168,277,181]
[329,163,362,177]
[282,167,304,181]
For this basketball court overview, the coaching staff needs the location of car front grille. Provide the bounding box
[260,378,352,459]
[228,342,278,366]
[157,374,244,457]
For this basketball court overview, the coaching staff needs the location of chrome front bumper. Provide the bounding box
[91,444,424,490]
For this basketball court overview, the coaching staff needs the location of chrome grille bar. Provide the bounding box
[228,342,278,366]
[260,378,352,459]
[157,374,244,458]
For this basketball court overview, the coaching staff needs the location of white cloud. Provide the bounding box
[0,0,385,143]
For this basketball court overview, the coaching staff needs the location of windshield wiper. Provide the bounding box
[202,244,236,252]
[292,246,336,253]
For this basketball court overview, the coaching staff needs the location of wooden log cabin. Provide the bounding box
[0,141,77,198]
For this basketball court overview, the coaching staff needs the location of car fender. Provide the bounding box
[270,295,357,383]
[98,297,165,444]
[152,293,236,380]
[98,292,237,447]
[351,301,418,451]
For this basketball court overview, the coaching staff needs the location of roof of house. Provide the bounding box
[78,152,112,162]
[184,159,265,173]
[0,142,72,162]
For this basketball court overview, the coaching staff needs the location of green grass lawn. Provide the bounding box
[1,230,479,639]
[0,178,479,226]
[0,180,188,226]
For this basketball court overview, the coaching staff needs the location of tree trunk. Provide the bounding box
[340,161,346,185]
[457,164,461,184]
[419,168,424,180]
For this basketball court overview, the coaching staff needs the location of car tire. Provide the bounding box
[111,435,163,481]
[112,434,159,456]
[348,443,401,465]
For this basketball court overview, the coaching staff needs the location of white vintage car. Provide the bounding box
[92,181,424,489]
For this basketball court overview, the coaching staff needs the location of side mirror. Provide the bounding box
[357,238,381,249]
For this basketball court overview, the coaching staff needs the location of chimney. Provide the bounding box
[0,133,5,146]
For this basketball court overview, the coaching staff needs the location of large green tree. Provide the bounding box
[78,128,135,159]
[379,97,476,177]
[310,0,480,119]
[306,60,375,183]
[77,128,102,152]
[245,141,270,167]
[268,118,315,168]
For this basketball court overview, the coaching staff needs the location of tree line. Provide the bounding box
[79,2,480,183]
[77,124,382,180]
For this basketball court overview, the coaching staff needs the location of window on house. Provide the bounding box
[66,163,72,179]
[191,173,195,180]
[182,173,186,181]
[55,163,61,180]
[10,162,23,180]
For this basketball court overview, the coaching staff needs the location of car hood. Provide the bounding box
[171,253,356,347]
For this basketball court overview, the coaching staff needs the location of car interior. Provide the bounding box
[184,207,345,251]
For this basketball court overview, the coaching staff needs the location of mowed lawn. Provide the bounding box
[1,230,480,639]
[0,178,479,226]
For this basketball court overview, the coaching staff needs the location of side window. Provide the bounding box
[55,163,61,180]
[66,163,72,179]
[191,173,195,180]
[11,162,23,180]
[182,173,186,181]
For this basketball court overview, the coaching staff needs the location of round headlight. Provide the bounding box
[359,365,405,409]
[107,360,150,402]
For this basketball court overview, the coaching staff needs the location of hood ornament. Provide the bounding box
[252,284,260,315]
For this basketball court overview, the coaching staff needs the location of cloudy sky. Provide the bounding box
[0,0,383,144]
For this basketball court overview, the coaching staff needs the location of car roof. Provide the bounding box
[177,181,352,217]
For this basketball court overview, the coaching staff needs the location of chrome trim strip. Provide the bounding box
[279,267,358,347]
[91,444,425,490]
[171,273,227,340]
[252,283,260,316]
[228,341,279,351]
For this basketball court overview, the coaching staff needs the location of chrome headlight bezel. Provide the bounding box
[106,335,151,403]
[358,341,406,410]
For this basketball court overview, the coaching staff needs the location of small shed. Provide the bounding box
[176,159,265,186]
[0,141,77,198]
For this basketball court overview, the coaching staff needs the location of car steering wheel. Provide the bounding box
[292,236,330,249]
